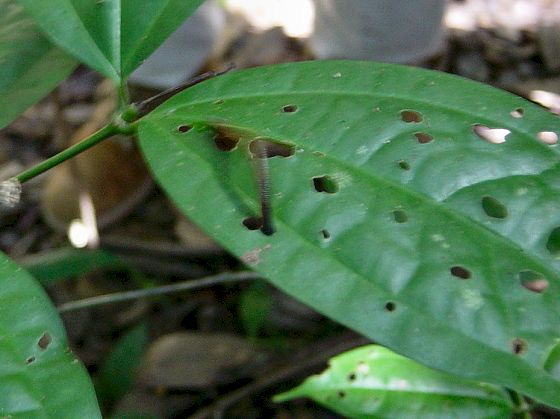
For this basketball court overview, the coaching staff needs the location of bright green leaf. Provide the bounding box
[96,323,148,406]
[0,0,77,129]
[274,345,514,419]
[16,0,206,82]
[0,252,101,417]
[138,61,560,407]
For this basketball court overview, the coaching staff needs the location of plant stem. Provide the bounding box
[510,390,530,419]
[57,271,260,312]
[118,79,130,113]
[16,123,122,184]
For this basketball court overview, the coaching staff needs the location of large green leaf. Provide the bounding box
[0,0,77,129]
[16,0,205,83]
[274,345,514,418]
[0,252,100,417]
[137,61,560,407]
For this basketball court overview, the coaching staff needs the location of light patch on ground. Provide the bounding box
[225,0,315,37]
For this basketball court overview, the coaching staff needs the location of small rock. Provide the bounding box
[138,332,262,390]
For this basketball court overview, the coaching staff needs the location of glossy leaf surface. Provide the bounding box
[16,0,205,82]
[0,252,100,417]
[275,345,514,418]
[138,61,560,407]
[0,0,77,129]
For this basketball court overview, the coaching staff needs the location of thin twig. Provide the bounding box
[509,390,531,418]
[57,271,260,313]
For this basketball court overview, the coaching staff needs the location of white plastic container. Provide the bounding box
[310,0,446,63]
[129,1,224,89]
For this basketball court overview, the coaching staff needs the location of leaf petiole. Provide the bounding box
[15,122,132,184]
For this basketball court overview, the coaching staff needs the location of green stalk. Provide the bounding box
[510,390,530,419]
[117,79,130,113]
[16,123,125,184]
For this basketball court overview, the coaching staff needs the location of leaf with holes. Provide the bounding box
[0,0,77,129]
[16,0,205,82]
[0,252,101,417]
[274,345,514,418]
[138,61,560,407]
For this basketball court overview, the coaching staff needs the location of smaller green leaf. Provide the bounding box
[275,345,514,419]
[0,0,77,129]
[96,323,149,406]
[16,0,206,82]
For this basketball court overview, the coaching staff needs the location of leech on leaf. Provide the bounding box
[251,139,275,236]
[208,124,278,236]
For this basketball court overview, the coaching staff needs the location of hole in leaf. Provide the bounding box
[177,124,193,133]
[546,227,560,257]
[242,217,262,231]
[347,373,356,382]
[392,209,408,223]
[400,110,423,123]
[518,270,549,293]
[321,229,331,240]
[337,390,346,399]
[26,356,35,365]
[248,138,295,158]
[537,131,558,145]
[414,132,433,144]
[510,108,524,118]
[398,160,411,170]
[384,301,396,312]
[37,332,52,350]
[511,338,528,355]
[214,135,239,151]
[450,266,471,279]
[481,196,508,219]
[282,104,298,113]
[313,176,339,194]
[473,124,510,144]
[211,126,242,151]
